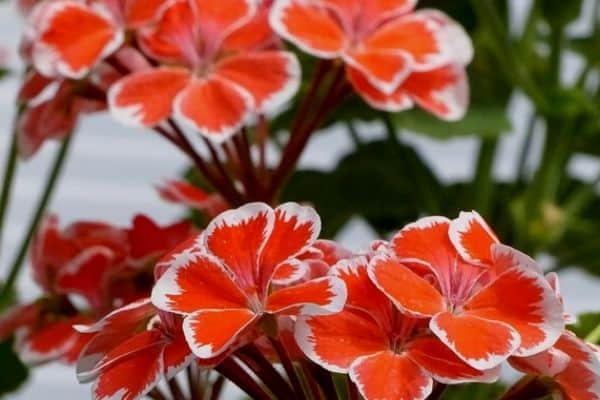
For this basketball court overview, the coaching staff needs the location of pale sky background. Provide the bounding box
[1,0,600,398]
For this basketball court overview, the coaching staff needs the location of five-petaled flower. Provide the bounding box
[270,0,473,119]
[109,0,301,141]
[368,211,564,370]
[151,202,346,359]
[296,256,500,400]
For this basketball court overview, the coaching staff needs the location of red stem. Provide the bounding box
[236,344,294,398]
[233,130,263,200]
[347,375,360,400]
[209,375,226,400]
[167,378,185,400]
[299,363,324,400]
[301,362,338,400]
[186,365,203,400]
[268,65,349,200]
[257,115,268,181]
[215,358,273,400]
[268,337,304,400]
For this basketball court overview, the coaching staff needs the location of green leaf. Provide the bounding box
[390,106,511,140]
[569,313,600,342]
[282,139,443,237]
[442,382,506,400]
[539,0,583,28]
[0,338,28,396]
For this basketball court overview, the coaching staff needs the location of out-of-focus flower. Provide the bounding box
[296,257,499,400]
[157,179,229,219]
[76,298,193,400]
[510,331,600,400]
[369,212,564,370]
[270,1,472,119]
[109,0,300,141]
[151,202,346,359]
[28,0,164,79]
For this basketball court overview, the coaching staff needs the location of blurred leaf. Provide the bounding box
[569,313,600,341]
[539,0,583,28]
[442,382,506,400]
[282,140,443,237]
[0,338,28,396]
[391,106,511,139]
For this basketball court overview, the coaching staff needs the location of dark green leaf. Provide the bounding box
[0,338,28,396]
[442,382,506,400]
[539,0,583,28]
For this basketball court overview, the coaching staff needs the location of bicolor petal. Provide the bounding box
[270,0,347,57]
[294,310,388,373]
[368,254,446,317]
[183,308,257,359]
[33,1,123,78]
[151,251,249,314]
[216,51,301,114]
[343,49,411,95]
[407,336,501,384]
[346,66,414,112]
[430,311,520,370]
[465,267,564,357]
[174,76,253,142]
[108,67,190,127]
[266,276,346,316]
[349,351,433,400]
[449,211,499,266]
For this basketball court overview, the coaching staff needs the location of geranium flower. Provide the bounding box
[510,331,600,400]
[151,202,346,359]
[108,0,301,141]
[368,212,564,370]
[76,298,193,400]
[270,0,472,119]
[29,0,165,78]
[296,257,499,400]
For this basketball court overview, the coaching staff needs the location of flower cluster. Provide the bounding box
[0,214,192,365]
[9,203,588,400]
[16,0,471,158]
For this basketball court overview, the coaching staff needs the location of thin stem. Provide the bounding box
[0,134,73,303]
[233,130,263,200]
[209,375,226,400]
[299,363,324,400]
[427,383,447,400]
[268,65,348,200]
[0,124,19,259]
[215,358,273,400]
[236,344,293,398]
[167,378,186,400]
[257,116,268,181]
[186,365,202,400]
[472,138,498,216]
[347,375,359,400]
[301,362,337,400]
[147,388,169,400]
[470,0,548,111]
[516,112,537,184]
[268,337,304,400]
[202,136,236,194]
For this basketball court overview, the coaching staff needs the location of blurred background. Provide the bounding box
[1,0,600,398]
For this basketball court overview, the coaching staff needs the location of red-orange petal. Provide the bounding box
[183,308,257,358]
[270,0,347,57]
[465,267,564,357]
[430,311,520,370]
[108,67,190,127]
[295,310,388,373]
[123,0,166,27]
[203,203,273,291]
[151,251,249,313]
[346,66,414,112]
[344,49,411,94]
[266,276,346,316]
[349,350,433,400]
[33,1,123,78]
[92,331,164,400]
[174,76,253,142]
[402,65,469,121]
[407,336,501,384]
[449,211,499,266]
[192,0,257,43]
[368,254,445,317]
[363,12,447,70]
[216,51,300,114]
